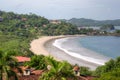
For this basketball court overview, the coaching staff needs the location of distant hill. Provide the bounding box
[63,18,120,27]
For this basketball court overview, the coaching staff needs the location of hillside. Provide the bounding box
[0,10,79,56]
[64,18,120,26]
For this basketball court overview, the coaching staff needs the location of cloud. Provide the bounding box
[0,0,120,20]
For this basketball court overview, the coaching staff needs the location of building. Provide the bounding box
[21,18,27,21]
[0,16,3,22]
[49,20,61,24]
[15,56,30,62]
[15,56,43,76]
[73,65,80,76]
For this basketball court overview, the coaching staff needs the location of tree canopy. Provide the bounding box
[94,57,120,80]
[0,10,79,56]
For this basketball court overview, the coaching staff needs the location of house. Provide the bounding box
[0,16,3,22]
[49,20,61,24]
[22,66,31,75]
[73,65,80,76]
[14,56,44,79]
[21,18,27,21]
[17,66,43,80]
[18,66,43,76]
[15,56,30,62]
[12,56,31,76]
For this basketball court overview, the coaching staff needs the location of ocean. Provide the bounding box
[53,36,120,65]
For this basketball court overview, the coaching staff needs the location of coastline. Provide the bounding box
[30,35,100,70]
[30,36,66,56]
[30,35,86,56]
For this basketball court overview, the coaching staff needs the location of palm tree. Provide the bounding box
[39,56,76,80]
[0,50,19,80]
[25,55,47,70]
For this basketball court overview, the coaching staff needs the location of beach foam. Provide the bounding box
[53,38,108,65]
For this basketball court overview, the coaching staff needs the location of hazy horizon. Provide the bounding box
[0,0,120,20]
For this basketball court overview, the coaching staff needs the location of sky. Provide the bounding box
[0,0,120,20]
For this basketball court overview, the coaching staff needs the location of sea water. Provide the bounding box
[53,36,120,65]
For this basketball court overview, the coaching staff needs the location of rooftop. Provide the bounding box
[15,56,30,62]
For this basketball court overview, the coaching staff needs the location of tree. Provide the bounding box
[94,57,120,80]
[40,56,76,80]
[114,30,120,36]
[80,66,92,76]
[100,24,115,31]
[0,50,19,80]
[25,55,47,70]
[41,22,79,36]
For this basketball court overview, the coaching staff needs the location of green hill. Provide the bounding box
[64,18,120,26]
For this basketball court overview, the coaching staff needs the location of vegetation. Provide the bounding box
[41,22,79,35]
[100,24,115,31]
[0,10,79,56]
[115,30,120,36]
[0,50,20,80]
[80,66,92,76]
[65,18,120,26]
[0,35,34,57]
[94,57,120,80]
[40,56,76,80]
[25,55,47,70]
[1,10,120,80]
[79,28,94,34]
[0,11,49,56]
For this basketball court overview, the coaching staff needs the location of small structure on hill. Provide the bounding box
[100,24,115,33]
[21,18,27,21]
[0,16,3,22]
[49,20,61,24]
[22,66,31,76]
[15,56,31,75]
[20,66,44,76]
[15,56,30,63]
[14,56,43,77]
[47,65,52,70]
[73,65,80,76]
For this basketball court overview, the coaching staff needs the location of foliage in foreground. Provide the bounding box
[25,55,47,70]
[26,55,77,80]
[94,57,120,80]
[2,50,120,80]
[0,50,20,80]
[25,55,94,80]
[80,66,93,76]
[39,56,76,80]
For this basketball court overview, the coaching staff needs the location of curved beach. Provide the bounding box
[30,35,101,70]
[30,36,65,56]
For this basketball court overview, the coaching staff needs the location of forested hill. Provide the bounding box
[64,18,120,26]
[0,10,79,56]
[0,10,79,36]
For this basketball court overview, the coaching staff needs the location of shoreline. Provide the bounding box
[30,35,86,56]
[30,36,66,56]
[30,35,100,70]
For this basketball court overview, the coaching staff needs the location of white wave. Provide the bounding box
[53,38,106,65]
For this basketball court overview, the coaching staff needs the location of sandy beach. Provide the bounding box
[30,35,85,56]
[30,35,100,70]
[30,36,66,56]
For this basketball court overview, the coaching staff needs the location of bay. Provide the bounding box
[53,36,120,65]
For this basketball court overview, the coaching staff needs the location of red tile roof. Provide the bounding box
[15,56,30,62]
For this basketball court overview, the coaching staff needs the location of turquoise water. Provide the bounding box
[79,36,120,59]
[53,36,120,65]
